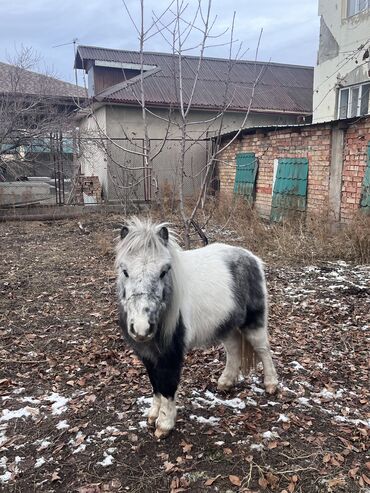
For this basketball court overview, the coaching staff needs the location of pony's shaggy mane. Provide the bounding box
[115,217,180,267]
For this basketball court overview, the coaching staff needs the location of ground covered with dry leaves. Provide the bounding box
[0,214,369,493]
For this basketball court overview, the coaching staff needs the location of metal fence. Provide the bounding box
[0,133,74,208]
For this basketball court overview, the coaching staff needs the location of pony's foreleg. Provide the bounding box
[143,356,182,439]
[142,359,161,426]
[218,329,242,391]
[244,327,278,394]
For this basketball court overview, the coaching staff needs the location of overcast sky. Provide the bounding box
[0,0,319,84]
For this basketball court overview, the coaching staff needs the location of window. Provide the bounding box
[338,83,370,119]
[347,0,369,17]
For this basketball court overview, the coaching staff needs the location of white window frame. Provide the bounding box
[347,0,370,17]
[338,83,370,119]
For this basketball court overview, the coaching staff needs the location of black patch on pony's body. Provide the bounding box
[142,314,185,399]
[226,252,266,331]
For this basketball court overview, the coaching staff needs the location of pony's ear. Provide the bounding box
[158,226,169,245]
[120,225,129,240]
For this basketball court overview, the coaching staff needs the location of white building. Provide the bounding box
[313,0,370,122]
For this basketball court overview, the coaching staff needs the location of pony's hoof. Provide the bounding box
[217,381,233,391]
[265,383,278,395]
[217,376,237,391]
[154,426,172,439]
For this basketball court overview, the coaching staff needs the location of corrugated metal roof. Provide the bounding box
[0,61,86,99]
[75,45,313,114]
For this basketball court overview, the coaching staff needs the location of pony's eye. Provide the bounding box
[123,269,129,278]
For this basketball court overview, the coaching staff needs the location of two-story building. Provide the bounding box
[313,0,370,122]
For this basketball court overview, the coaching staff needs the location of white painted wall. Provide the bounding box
[78,106,109,194]
[313,0,370,122]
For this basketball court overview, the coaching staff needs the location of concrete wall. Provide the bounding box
[313,0,370,123]
[217,115,370,222]
[0,182,55,206]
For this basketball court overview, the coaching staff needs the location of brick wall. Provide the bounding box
[341,118,370,221]
[218,116,370,221]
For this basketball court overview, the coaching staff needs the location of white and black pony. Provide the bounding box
[115,218,278,438]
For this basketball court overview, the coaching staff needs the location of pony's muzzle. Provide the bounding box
[129,321,156,343]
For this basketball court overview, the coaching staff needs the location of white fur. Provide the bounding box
[171,245,236,348]
[155,396,177,437]
[148,394,161,424]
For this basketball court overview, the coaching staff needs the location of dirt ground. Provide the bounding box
[0,214,369,493]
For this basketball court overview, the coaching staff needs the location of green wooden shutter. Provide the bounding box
[234,153,258,201]
[271,158,309,222]
[360,143,370,211]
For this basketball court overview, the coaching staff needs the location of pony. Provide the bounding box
[115,217,278,438]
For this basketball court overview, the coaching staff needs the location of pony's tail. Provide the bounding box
[240,330,260,376]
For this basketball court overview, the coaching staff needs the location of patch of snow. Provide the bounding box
[107,447,117,454]
[0,429,7,447]
[56,420,69,430]
[214,441,225,446]
[136,396,152,417]
[97,454,114,467]
[290,361,305,371]
[250,443,264,451]
[315,388,344,400]
[189,415,220,426]
[0,471,11,484]
[96,426,119,438]
[250,384,265,394]
[73,444,86,454]
[138,420,147,429]
[45,393,69,415]
[34,439,51,451]
[277,414,290,423]
[0,457,7,468]
[0,407,37,422]
[12,387,25,395]
[297,397,311,407]
[69,431,84,448]
[193,390,254,410]
[19,396,41,405]
[34,457,46,469]
[333,415,370,427]
[262,430,280,440]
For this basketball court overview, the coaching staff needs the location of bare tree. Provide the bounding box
[0,46,79,181]
[81,1,262,245]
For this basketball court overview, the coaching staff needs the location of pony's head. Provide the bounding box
[115,218,176,343]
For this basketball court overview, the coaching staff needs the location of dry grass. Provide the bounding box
[208,197,370,265]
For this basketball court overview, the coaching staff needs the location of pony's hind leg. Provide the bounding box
[244,326,278,394]
[218,329,242,391]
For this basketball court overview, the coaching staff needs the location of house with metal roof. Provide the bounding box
[74,45,314,202]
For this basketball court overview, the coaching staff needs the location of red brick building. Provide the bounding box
[217,116,370,222]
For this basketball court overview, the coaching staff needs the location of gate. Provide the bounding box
[270,157,309,222]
